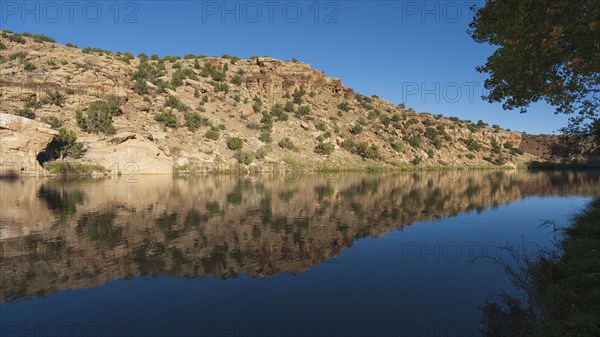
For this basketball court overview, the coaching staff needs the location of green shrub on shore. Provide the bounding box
[278,138,299,152]
[227,137,244,150]
[314,142,335,155]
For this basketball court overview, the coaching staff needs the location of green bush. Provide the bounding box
[45,90,65,107]
[14,107,35,119]
[230,75,242,85]
[205,127,220,140]
[0,42,6,50]
[47,116,62,128]
[338,101,351,112]
[404,135,423,148]
[270,104,288,121]
[184,112,209,131]
[23,61,36,70]
[314,142,335,155]
[154,109,178,128]
[165,96,188,112]
[292,88,306,104]
[255,146,271,159]
[54,128,84,159]
[213,82,229,93]
[76,100,118,135]
[295,106,311,118]
[349,124,364,134]
[341,140,379,159]
[171,68,198,87]
[278,138,299,152]
[227,137,244,150]
[259,130,273,143]
[234,150,254,165]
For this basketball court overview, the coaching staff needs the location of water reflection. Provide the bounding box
[1,170,599,303]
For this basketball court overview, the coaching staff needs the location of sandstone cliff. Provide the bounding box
[0,31,562,175]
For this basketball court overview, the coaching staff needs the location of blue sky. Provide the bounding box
[2,0,570,134]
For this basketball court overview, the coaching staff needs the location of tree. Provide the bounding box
[54,128,84,159]
[469,1,600,142]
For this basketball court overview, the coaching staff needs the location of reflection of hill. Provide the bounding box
[1,171,599,302]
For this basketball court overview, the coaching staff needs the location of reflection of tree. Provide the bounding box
[37,184,84,223]
[480,198,600,337]
[76,210,120,247]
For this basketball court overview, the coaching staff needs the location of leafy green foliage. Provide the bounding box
[14,107,35,119]
[164,96,188,112]
[184,112,210,131]
[205,126,220,140]
[234,151,254,165]
[278,138,299,152]
[341,140,380,159]
[227,137,244,150]
[314,142,335,155]
[45,90,65,107]
[154,109,178,128]
[54,128,84,159]
[76,100,119,134]
[171,68,198,87]
[470,1,600,139]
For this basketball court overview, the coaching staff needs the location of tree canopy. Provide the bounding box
[469,0,600,139]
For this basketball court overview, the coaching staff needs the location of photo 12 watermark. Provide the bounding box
[200,1,340,24]
[0,1,140,24]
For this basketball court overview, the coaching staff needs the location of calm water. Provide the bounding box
[1,170,599,337]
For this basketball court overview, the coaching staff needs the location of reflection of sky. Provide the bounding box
[2,1,573,134]
[1,195,593,337]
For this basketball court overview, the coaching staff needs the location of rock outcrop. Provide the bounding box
[2,31,591,175]
[0,113,57,174]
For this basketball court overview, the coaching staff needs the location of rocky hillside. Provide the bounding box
[0,31,547,175]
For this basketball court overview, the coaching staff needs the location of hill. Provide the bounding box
[0,31,576,175]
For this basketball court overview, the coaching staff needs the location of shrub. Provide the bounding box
[132,60,166,94]
[404,135,423,148]
[53,128,84,159]
[259,130,273,143]
[465,153,476,159]
[205,127,220,140]
[295,106,311,118]
[76,100,118,135]
[284,101,294,112]
[349,124,364,134]
[14,107,35,119]
[314,142,335,155]
[213,82,229,93]
[278,138,299,152]
[32,34,55,43]
[45,90,65,107]
[411,157,422,165]
[230,75,242,85]
[252,96,262,113]
[342,140,379,159]
[504,142,524,155]
[255,146,271,159]
[461,138,482,152]
[23,61,36,70]
[227,137,244,150]
[47,116,62,128]
[184,112,209,131]
[292,88,306,104]
[171,68,198,87]
[234,150,254,165]
[154,109,178,128]
[165,96,188,112]
[0,42,6,50]
[338,101,351,112]
[270,104,288,121]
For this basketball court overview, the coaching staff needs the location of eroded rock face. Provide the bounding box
[2,32,589,172]
[0,113,57,175]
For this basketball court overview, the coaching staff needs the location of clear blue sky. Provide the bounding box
[2,0,569,134]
